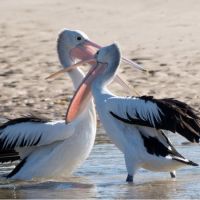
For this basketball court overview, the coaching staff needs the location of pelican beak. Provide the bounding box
[122,57,146,72]
[66,62,107,123]
[46,58,131,91]
[113,75,140,96]
[71,39,146,72]
[70,40,100,61]
[46,56,134,122]
[85,40,146,72]
[65,60,142,122]
[46,59,133,94]
[45,59,96,80]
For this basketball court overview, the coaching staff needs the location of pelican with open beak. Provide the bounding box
[0,29,145,180]
[48,43,199,183]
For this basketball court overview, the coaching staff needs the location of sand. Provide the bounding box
[0,0,199,120]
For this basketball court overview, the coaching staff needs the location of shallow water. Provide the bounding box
[0,128,199,199]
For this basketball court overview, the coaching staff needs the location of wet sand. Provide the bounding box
[0,0,200,199]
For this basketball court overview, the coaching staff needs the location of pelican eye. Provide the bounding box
[96,50,100,55]
[77,36,82,41]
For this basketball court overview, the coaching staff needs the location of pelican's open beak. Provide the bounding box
[46,59,134,95]
[66,47,146,122]
[45,59,96,79]
[70,40,100,61]
[46,57,135,122]
[71,39,146,72]
[66,62,107,122]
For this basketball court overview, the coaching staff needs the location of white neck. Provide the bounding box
[68,68,85,90]
[91,69,115,97]
[91,84,113,104]
[57,39,95,120]
[90,61,118,105]
[57,40,85,89]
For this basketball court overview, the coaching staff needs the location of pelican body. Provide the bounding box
[0,29,98,179]
[63,43,200,182]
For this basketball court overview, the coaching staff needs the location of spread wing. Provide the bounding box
[106,95,200,143]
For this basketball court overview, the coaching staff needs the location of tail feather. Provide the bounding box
[187,160,199,166]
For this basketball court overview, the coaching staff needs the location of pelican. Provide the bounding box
[0,29,141,180]
[51,43,200,183]
[0,29,100,180]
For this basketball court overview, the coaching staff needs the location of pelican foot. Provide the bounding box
[126,174,133,182]
[170,171,176,178]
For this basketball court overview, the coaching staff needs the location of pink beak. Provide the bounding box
[47,39,145,122]
[66,62,107,123]
[71,39,145,72]
[46,57,133,122]
[70,40,100,61]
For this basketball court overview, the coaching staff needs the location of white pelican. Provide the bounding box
[0,29,141,180]
[0,29,100,180]
[51,43,200,183]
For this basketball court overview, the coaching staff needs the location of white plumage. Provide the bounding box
[66,43,200,182]
[106,96,162,126]
[1,120,74,149]
[0,29,98,180]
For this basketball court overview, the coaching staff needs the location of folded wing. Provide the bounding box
[107,95,200,143]
[0,114,75,162]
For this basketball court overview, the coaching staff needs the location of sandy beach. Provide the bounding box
[0,0,199,120]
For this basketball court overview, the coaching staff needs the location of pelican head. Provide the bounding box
[94,43,121,85]
[58,29,90,49]
[57,29,145,72]
[57,29,100,68]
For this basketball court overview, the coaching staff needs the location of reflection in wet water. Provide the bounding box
[0,127,199,199]
[0,178,97,199]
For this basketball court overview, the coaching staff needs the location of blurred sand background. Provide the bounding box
[0,0,199,120]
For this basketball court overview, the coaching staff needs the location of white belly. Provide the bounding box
[97,111,186,173]
[11,117,96,180]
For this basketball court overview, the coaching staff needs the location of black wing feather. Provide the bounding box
[140,130,198,166]
[0,150,20,163]
[147,97,200,142]
[7,157,27,178]
[0,113,50,130]
[110,96,200,143]
[0,113,51,162]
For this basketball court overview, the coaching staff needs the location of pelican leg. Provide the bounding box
[170,171,176,178]
[124,154,137,183]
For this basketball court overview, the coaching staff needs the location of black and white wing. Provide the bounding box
[138,128,198,166]
[106,95,200,143]
[0,115,75,162]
